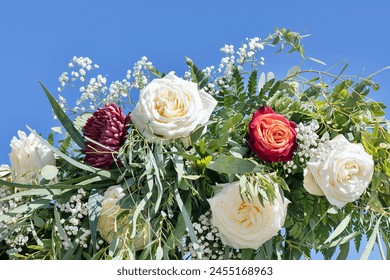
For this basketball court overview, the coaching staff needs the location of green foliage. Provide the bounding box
[1,27,389,260]
[40,82,85,150]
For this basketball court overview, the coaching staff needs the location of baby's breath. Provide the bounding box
[182,211,240,260]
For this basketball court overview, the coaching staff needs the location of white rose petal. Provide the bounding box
[303,167,324,196]
[131,72,217,141]
[9,131,56,184]
[207,181,289,250]
[0,164,11,178]
[97,185,126,243]
[303,134,374,208]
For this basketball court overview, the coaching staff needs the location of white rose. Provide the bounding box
[303,134,374,208]
[0,164,11,178]
[98,185,150,251]
[207,181,289,249]
[9,131,56,184]
[131,72,217,141]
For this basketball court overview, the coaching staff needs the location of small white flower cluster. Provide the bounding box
[56,56,158,115]
[206,37,266,97]
[184,66,216,93]
[57,56,101,113]
[56,188,99,250]
[0,186,33,255]
[236,37,265,65]
[283,121,322,175]
[182,211,240,260]
[131,56,154,89]
[58,56,99,90]
[202,66,217,93]
[77,74,108,112]
[107,80,131,103]
[217,51,236,78]
[0,186,13,217]
[4,227,31,256]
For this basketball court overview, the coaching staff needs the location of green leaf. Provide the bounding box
[287,66,300,79]
[232,67,245,95]
[0,198,53,223]
[0,178,111,190]
[380,229,390,260]
[190,125,206,144]
[185,57,208,88]
[155,244,163,260]
[377,227,386,260]
[241,248,254,260]
[331,63,349,84]
[324,213,352,244]
[33,216,45,228]
[74,113,93,131]
[173,186,201,259]
[248,70,258,96]
[0,187,61,202]
[360,216,382,260]
[308,57,327,66]
[336,242,350,260]
[27,126,116,180]
[88,189,104,253]
[41,165,59,180]
[207,156,264,174]
[39,82,85,149]
[320,232,359,249]
[130,192,152,239]
[54,206,73,250]
[173,195,192,240]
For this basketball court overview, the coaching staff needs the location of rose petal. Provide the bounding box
[303,167,324,196]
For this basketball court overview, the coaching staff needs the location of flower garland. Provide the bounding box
[0,28,389,260]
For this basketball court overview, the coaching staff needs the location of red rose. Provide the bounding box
[248,106,297,162]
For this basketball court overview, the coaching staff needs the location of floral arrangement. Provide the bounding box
[1,28,389,260]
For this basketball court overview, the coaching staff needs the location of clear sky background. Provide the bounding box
[0,0,389,259]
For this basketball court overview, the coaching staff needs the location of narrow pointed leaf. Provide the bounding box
[39,82,85,149]
[174,186,201,259]
[360,216,382,260]
[324,213,351,244]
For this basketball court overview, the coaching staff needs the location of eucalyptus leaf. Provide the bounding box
[361,216,382,260]
[324,213,352,244]
[287,66,300,79]
[308,57,327,66]
[54,206,73,250]
[155,244,163,260]
[130,192,152,239]
[207,156,261,174]
[41,165,59,180]
[88,189,104,252]
[174,186,201,259]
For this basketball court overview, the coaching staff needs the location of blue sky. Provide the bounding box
[1,0,389,259]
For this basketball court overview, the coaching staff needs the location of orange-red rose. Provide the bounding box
[248,106,297,162]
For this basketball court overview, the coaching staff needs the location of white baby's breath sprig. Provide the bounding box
[182,211,240,260]
[283,120,322,176]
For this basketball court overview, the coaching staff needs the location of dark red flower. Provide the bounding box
[248,106,297,162]
[83,103,130,169]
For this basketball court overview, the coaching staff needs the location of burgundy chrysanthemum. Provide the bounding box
[83,103,130,169]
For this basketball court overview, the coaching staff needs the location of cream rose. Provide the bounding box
[303,134,374,208]
[207,181,289,249]
[9,131,56,184]
[131,72,217,140]
[98,185,150,251]
[0,164,11,179]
